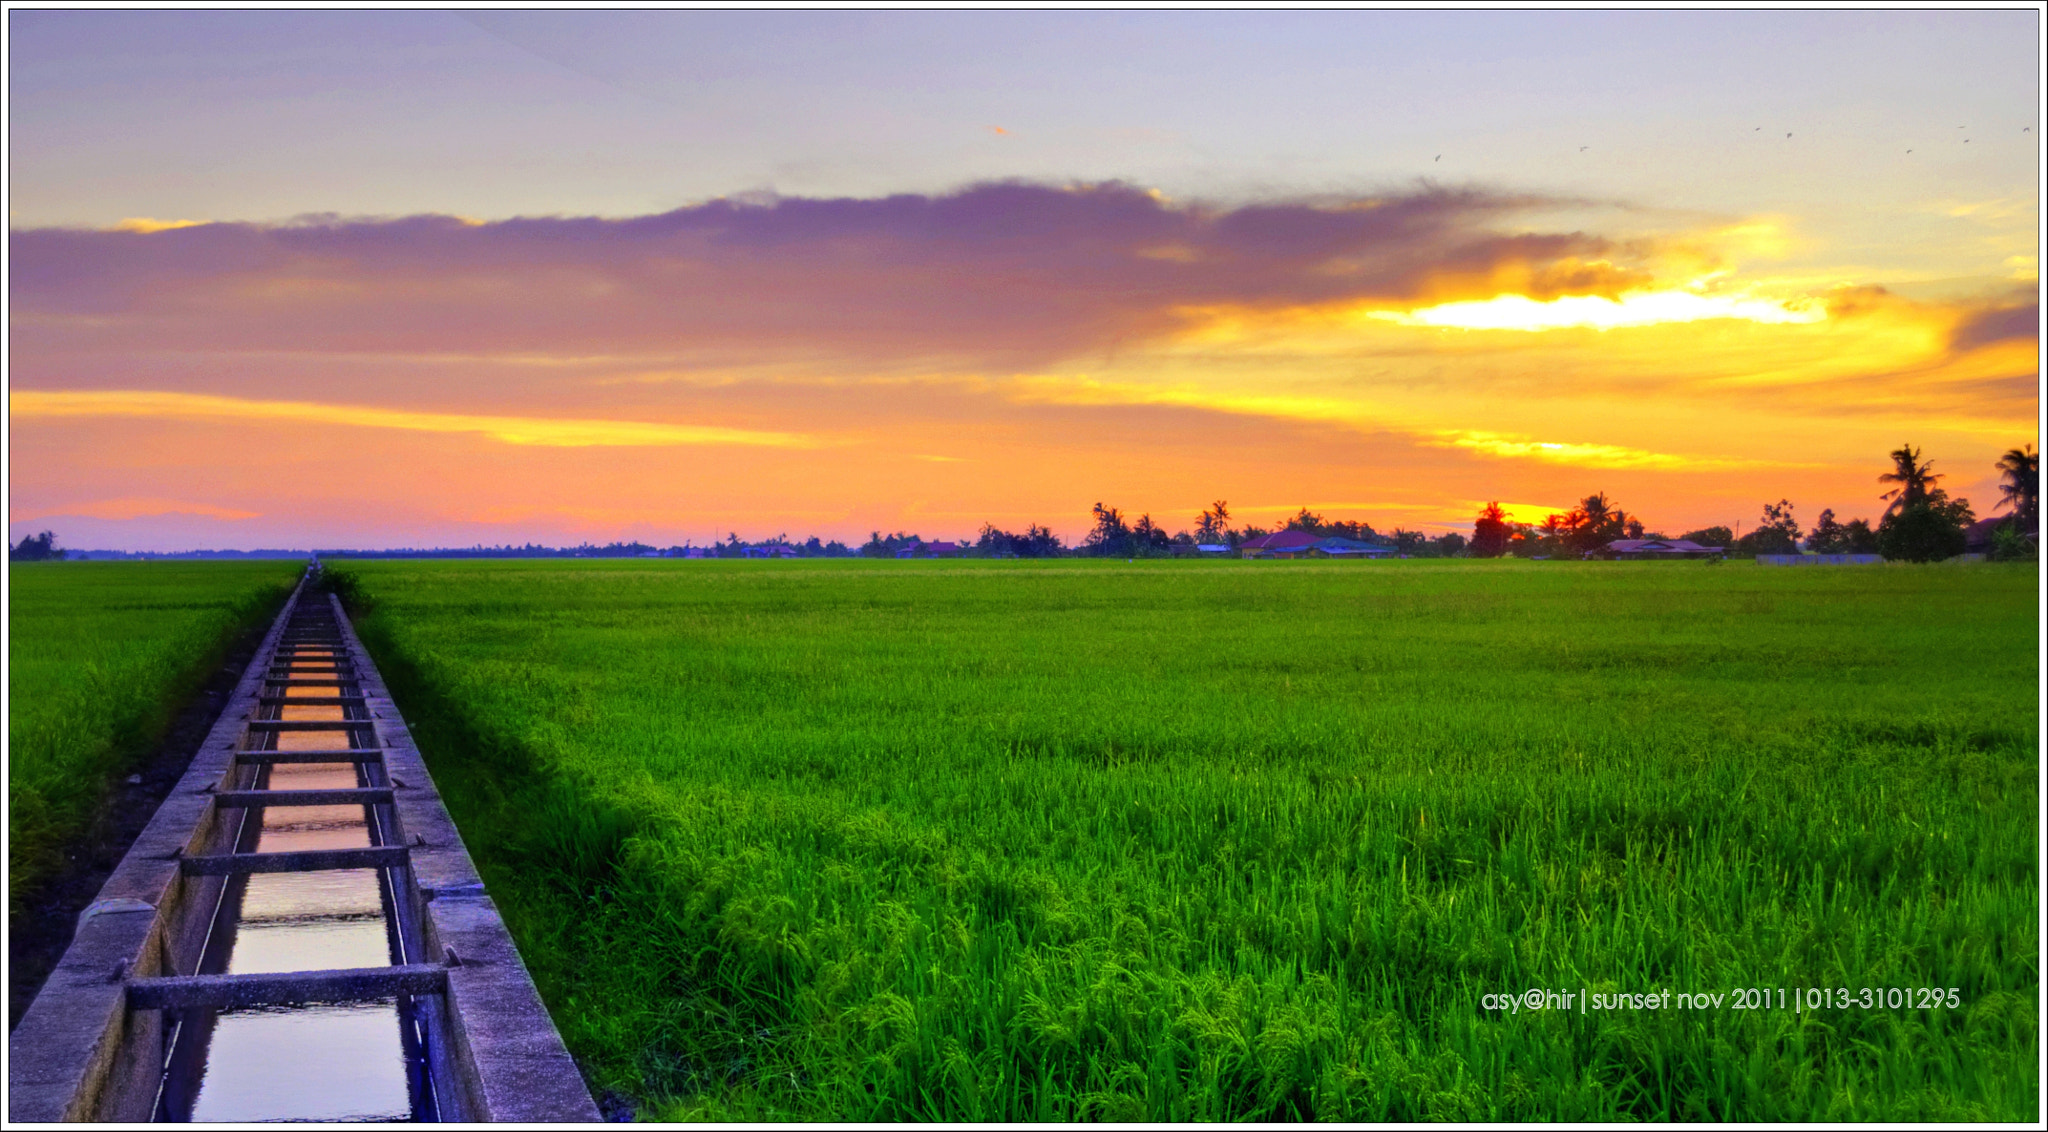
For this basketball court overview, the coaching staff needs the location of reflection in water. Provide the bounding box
[230,869,388,974]
[274,728,361,752]
[176,708,422,1122]
[187,1002,412,1122]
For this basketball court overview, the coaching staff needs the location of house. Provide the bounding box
[740,545,799,559]
[1311,536,1393,558]
[1195,543,1233,555]
[1756,554,1883,565]
[1240,531,1394,559]
[1964,516,2026,555]
[1600,538,1723,560]
[894,541,961,559]
[1237,530,1321,559]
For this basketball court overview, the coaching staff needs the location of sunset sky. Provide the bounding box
[8,10,2041,551]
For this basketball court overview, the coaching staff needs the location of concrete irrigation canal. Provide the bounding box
[9,565,598,1122]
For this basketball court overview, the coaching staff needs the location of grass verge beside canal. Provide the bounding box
[341,558,2038,1120]
[8,561,299,917]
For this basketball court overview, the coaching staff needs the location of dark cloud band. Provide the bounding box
[11,181,1626,366]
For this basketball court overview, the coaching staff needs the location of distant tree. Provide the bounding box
[1988,522,2038,561]
[1506,523,1539,557]
[1389,528,1427,555]
[1993,444,2038,534]
[1806,508,1847,553]
[1428,531,1469,557]
[1131,513,1173,554]
[1471,502,1511,558]
[1871,443,1974,561]
[1737,499,1801,555]
[1878,501,1970,561]
[862,530,922,558]
[1680,525,1734,549]
[1878,443,1942,519]
[975,523,1063,558]
[1565,492,1629,555]
[1806,509,1879,555]
[1195,500,1231,543]
[1083,503,1133,557]
[9,530,61,561]
[1284,507,1326,533]
[1323,518,1380,542]
[1233,524,1268,547]
[1623,517,1645,539]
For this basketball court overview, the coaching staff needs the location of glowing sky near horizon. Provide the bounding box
[6,10,2040,551]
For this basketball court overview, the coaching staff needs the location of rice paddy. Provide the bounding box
[8,561,298,915]
[334,557,2038,1121]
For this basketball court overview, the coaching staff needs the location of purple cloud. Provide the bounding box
[1949,298,2039,353]
[11,181,1629,367]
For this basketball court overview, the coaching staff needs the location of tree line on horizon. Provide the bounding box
[11,444,2034,564]
[1467,443,2037,562]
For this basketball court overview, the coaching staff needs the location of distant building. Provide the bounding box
[1238,531,1321,558]
[1311,536,1394,558]
[1195,543,1233,555]
[1964,516,2022,555]
[894,540,960,559]
[1756,554,1883,565]
[1601,538,1723,560]
[1240,531,1394,559]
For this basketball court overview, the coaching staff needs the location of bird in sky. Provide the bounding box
[1579,146,1588,152]
[2024,127,2032,132]
[1785,132,1793,138]
[1906,149,1913,153]
[1753,126,1761,131]
[1434,155,1441,162]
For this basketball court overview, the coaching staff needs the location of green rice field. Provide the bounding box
[335,558,2039,1121]
[8,561,298,914]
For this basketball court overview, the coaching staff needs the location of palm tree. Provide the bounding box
[1878,444,1943,518]
[1994,444,2038,533]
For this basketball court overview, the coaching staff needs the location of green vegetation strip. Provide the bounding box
[339,558,2038,1121]
[8,562,298,916]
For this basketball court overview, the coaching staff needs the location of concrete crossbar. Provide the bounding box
[179,846,411,876]
[127,964,449,1010]
[235,749,384,764]
[211,787,394,807]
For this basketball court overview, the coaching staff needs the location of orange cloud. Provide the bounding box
[1425,430,1802,471]
[108,217,207,233]
[1372,289,1824,332]
[8,390,817,449]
